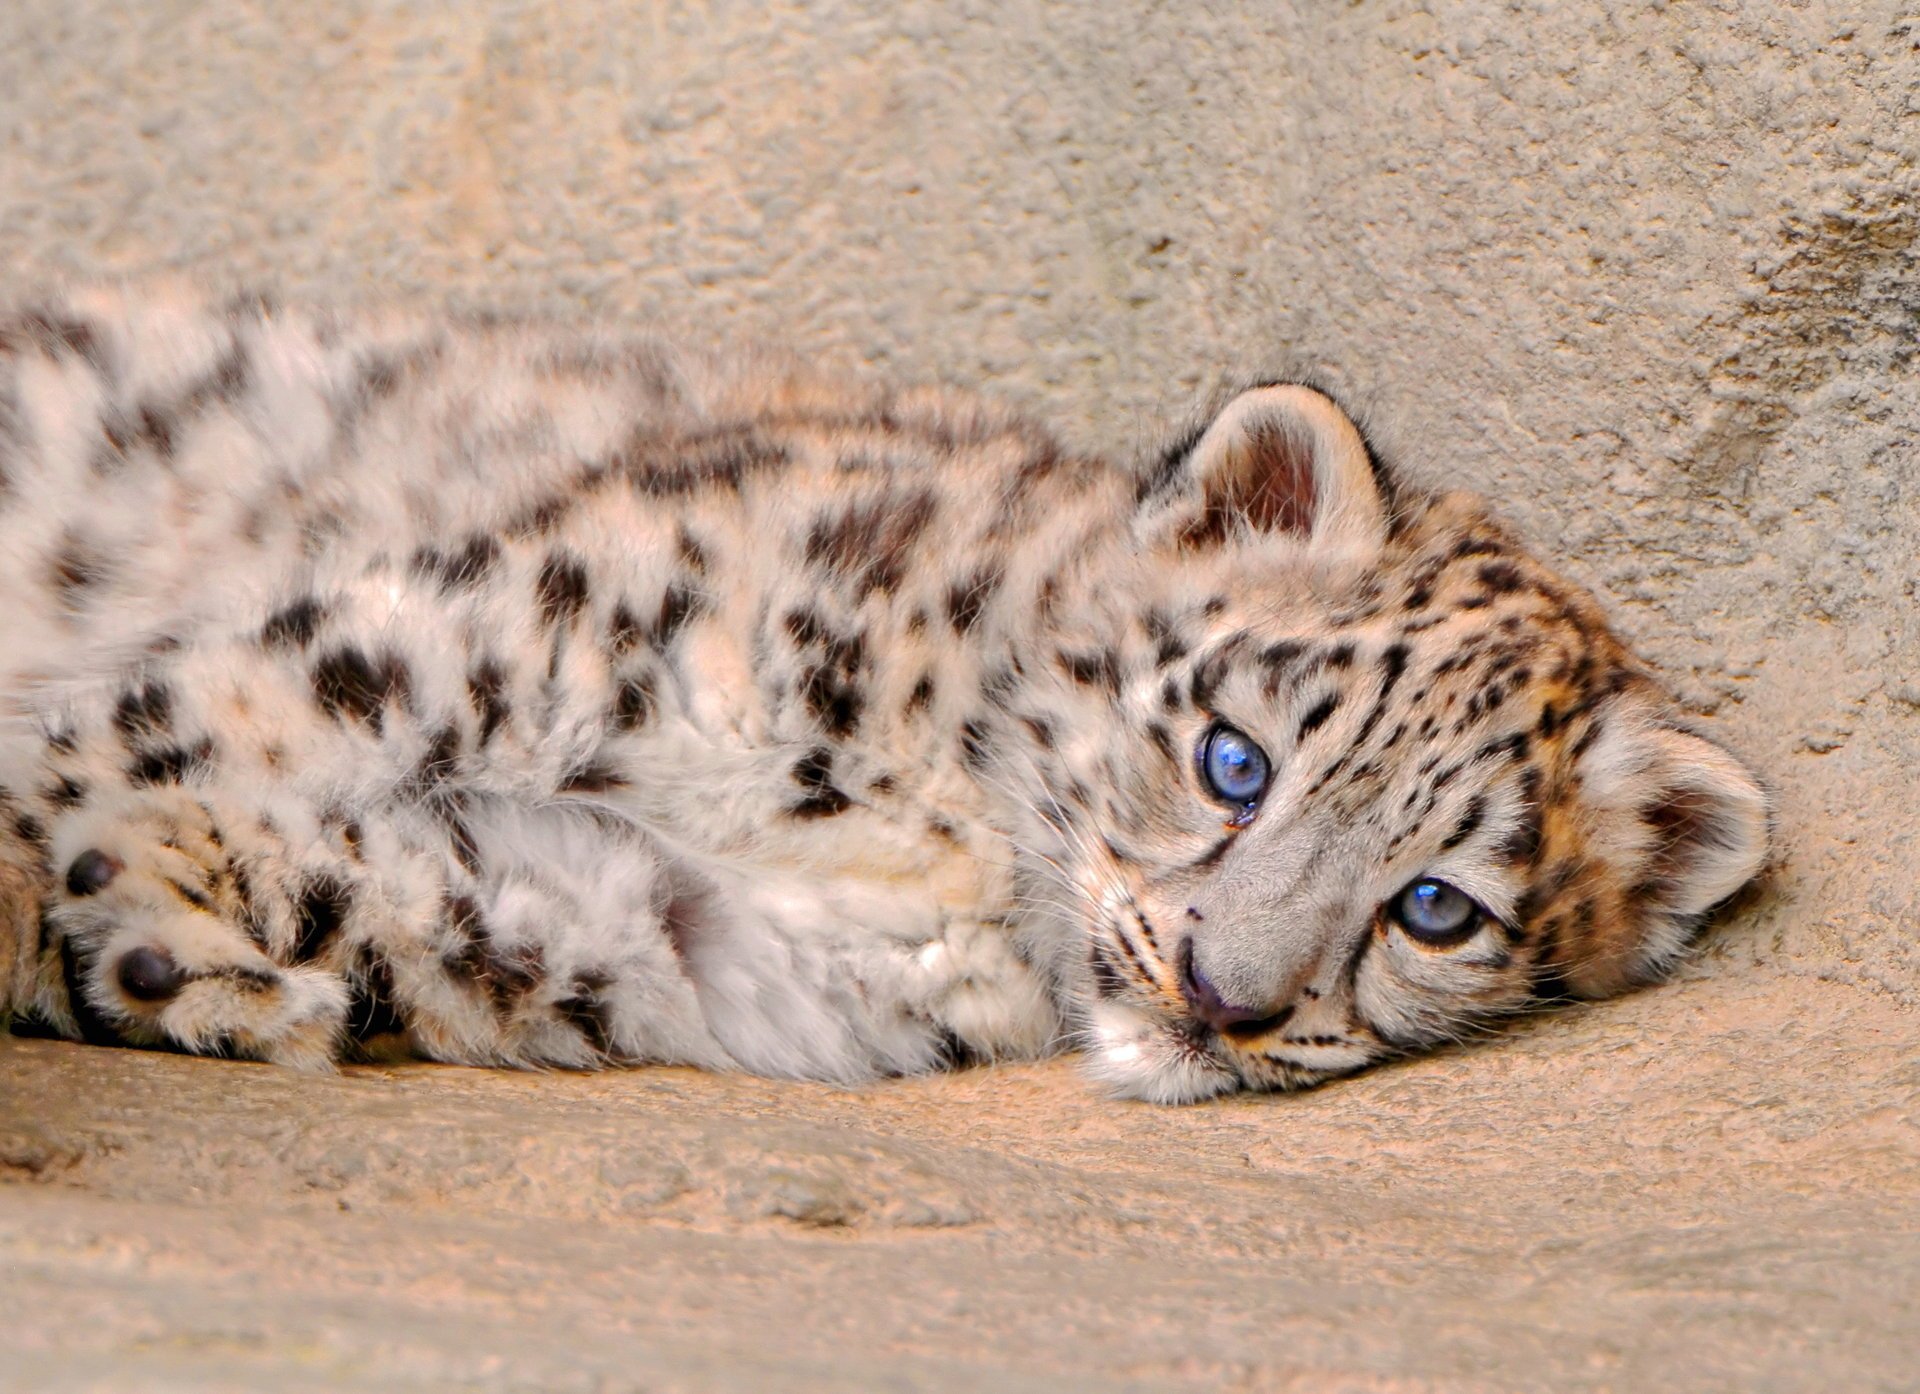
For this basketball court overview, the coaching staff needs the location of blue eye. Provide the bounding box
[1391,879,1482,945]
[1199,725,1270,807]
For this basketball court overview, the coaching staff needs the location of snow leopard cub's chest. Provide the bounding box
[1,288,1766,1100]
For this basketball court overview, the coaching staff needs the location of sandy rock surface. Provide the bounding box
[2,1,1917,1388]
[7,966,1918,1392]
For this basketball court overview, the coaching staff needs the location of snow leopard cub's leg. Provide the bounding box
[12,572,722,1069]
[33,780,724,1068]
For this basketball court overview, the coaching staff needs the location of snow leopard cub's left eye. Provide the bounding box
[1198,724,1270,808]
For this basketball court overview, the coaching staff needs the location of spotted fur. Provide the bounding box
[0,286,1768,1101]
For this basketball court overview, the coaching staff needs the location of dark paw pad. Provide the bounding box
[116,945,186,1002]
[65,849,124,897]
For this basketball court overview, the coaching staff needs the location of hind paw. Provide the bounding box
[45,787,348,1067]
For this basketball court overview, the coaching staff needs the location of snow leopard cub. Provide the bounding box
[0,285,1767,1103]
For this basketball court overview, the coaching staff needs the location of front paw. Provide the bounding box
[44,788,347,1068]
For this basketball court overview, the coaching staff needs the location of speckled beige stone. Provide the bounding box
[1,2,1916,1389]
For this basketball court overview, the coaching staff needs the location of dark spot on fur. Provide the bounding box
[1476,730,1532,767]
[136,405,176,458]
[445,897,547,1008]
[1440,794,1487,852]
[261,596,327,650]
[557,758,628,794]
[657,878,708,964]
[128,737,215,787]
[413,535,501,592]
[1514,858,1584,928]
[611,673,656,731]
[1060,648,1123,695]
[556,970,616,1055]
[48,536,109,611]
[436,803,482,874]
[1450,536,1505,561]
[313,646,411,732]
[906,675,936,715]
[1137,422,1209,504]
[112,681,174,740]
[162,876,215,911]
[1144,611,1189,667]
[622,431,789,497]
[795,629,866,737]
[804,490,939,596]
[958,719,992,771]
[1498,767,1546,866]
[1088,945,1128,999]
[1188,652,1230,710]
[944,564,1002,634]
[979,666,1020,710]
[346,952,409,1045]
[790,746,853,818]
[17,310,102,362]
[536,552,591,625]
[467,660,509,744]
[12,809,49,850]
[651,582,703,646]
[292,877,354,964]
[57,929,123,1044]
[783,607,826,647]
[406,725,462,797]
[676,526,711,574]
[1297,693,1340,738]
[607,602,643,655]
[507,493,574,537]
[1476,561,1526,595]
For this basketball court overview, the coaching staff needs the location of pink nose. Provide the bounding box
[1179,942,1293,1038]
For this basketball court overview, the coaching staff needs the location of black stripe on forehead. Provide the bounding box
[1188,630,1260,708]
[1439,793,1487,851]
[1304,642,1416,796]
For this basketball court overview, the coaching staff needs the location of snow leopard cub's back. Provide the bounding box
[0,285,1767,1102]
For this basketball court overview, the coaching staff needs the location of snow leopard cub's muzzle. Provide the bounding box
[1062,383,1768,1104]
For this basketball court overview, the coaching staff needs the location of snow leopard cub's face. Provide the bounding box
[1053,386,1767,1103]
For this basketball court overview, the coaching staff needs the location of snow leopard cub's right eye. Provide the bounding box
[1389,878,1483,947]
[1198,724,1270,810]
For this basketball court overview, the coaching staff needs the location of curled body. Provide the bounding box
[0,286,1768,1102]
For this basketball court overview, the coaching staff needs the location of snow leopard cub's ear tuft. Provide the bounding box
[1136,384,1390,558]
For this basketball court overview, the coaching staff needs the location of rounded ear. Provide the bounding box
[1560,709,1771,996]
[1136,384,1389,557]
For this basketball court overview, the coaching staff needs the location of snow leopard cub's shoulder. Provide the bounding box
[0,284,1768,1102]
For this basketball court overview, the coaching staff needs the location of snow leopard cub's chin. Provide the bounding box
[1016,386,1768,1103]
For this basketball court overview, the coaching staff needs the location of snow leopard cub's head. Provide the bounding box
[1043,383,1768,1102]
